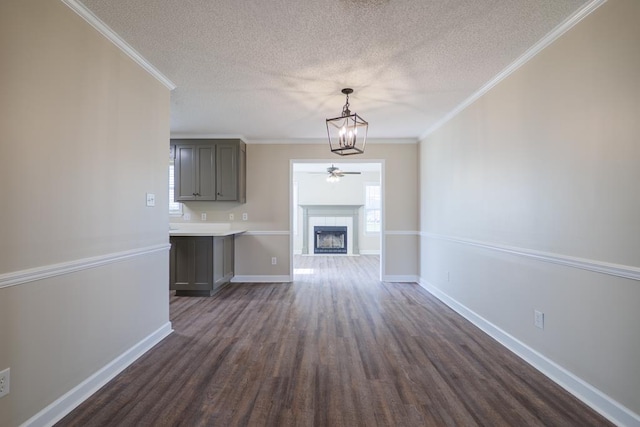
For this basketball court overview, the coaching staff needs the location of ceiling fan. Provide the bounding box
[323,164,361,183]
[326,164,361,178]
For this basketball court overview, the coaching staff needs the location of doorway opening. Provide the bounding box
[290,160,384,281]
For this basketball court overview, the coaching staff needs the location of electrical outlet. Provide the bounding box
[0,368,10,398]
[183,213,191,221]
[271,257,277,265]
[534,310,544,329]
[229,213,235,221]
[242,213,248,221]
[201,213,207,221]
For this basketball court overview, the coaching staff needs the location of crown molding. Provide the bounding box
[60,0,176,90]
[170,134,248,140]
[169,136,418,145]
[419,0,607,141]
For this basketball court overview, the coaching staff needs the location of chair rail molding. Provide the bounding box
[0,244,171,289]
[421,232,640,282]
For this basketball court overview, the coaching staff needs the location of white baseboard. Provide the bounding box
[383,275,419,283]
[23,322,173,427]
[418,278,640,427]
[232,275,292,283]
[359,250,381,255]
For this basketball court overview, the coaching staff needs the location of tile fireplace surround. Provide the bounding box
[300,205,362,255]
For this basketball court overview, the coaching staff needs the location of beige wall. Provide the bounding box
[179,143,419,278]
[419,0,640,417]
[0,0,170,424]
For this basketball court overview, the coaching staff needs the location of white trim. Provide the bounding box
[232,275,292,283]
[241,231,290,236]
[22,322,173,427]
[169,136,417,145]
[0,244,171,289]
[385,230,420,236]
[383,275,419,283]
[417,279,639,427]
[419,0,606,141]
[421,232,640,282]
[252,138,417,145]
[60,0,176,90]
[170,133,247,140]
[359,250,381,255]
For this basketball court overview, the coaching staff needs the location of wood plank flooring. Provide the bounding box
[57,255,613,426]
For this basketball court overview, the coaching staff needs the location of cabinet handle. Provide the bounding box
[217,192,222,196]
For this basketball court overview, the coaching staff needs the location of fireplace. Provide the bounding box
[300,205,362,255]
[314,226,348,254]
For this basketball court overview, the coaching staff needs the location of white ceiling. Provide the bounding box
[78,0,589,141]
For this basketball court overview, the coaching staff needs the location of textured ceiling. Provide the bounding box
[78,0,588,141]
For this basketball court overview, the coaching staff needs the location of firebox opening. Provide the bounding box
[314,226,348,254]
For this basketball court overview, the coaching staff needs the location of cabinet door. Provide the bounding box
[192,237,213,289]
[170,237,191,289]
[216,143,238,201]
[196,145,216,200]
[170,237,213,291]
[174,145,197,201]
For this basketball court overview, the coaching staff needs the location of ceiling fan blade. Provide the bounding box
[341,172,361,174]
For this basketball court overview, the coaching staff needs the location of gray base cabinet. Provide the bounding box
[169,235,235,296]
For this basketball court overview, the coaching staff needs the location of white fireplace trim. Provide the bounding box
[300,205,363,255]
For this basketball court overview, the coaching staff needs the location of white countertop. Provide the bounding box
[169,223,246,237]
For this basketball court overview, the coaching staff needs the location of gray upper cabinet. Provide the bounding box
[172,139,246,203]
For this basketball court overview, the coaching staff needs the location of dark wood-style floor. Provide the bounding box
[57,256,612,426]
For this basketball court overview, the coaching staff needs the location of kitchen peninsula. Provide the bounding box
[169,223,246,296]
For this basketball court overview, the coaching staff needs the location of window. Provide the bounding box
[364,183,381,233]
[169,158,182,215]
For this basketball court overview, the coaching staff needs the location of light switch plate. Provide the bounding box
[146,193,156,207]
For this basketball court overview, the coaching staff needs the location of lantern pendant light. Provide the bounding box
[326,88,368,156]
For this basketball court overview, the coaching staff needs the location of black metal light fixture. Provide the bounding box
[326,88,368,156]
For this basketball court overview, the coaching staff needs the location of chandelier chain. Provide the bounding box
[342,93,351,117]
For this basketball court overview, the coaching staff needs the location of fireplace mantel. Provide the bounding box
[299,205,363,255]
